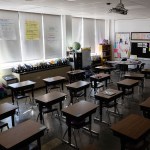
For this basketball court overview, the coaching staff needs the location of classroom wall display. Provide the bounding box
[114,32,130,58]
[25,20,39,40]
[131,42,150,58]
[131,32,150,40]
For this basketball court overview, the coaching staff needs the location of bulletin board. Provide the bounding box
[114,32,130,58]
[131,42,150,58]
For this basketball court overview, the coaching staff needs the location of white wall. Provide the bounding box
[111,18,150,68]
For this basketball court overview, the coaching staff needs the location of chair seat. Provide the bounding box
[0,121,9,131]
[103,101,118,108]
[15,93,29,99]
[67,119,89,129]
[126,140,149,150]
[42,107,57,114]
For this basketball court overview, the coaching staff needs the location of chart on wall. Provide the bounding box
[114,32,130,58]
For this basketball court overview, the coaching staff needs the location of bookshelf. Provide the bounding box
[99,44,111,63]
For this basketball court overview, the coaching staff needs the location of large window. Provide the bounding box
[0,10,106,67]
[72,17,105,54]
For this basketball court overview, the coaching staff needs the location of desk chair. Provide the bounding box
[0,121,9,132]
[14,91,32,112]
[126,140,149,150]
[89,81,104,97]
[63,118,91,148]
[36,106,61,124]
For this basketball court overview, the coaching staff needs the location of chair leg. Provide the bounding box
[63,128,68,140]
[56,110,61,125]
[73,129,78,148]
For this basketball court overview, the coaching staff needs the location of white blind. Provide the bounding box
[95,19,105,54]
[0,10,21,63]
[83,18,95,53]
[19,12,43,61]
[72,17,82,44]
[43,15,62,59]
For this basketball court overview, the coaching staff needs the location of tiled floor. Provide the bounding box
[0,71,150,150]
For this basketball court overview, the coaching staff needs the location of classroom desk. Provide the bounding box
[35,91,67,123]
[43,76,66,93]
[111,114,150,150]
[8,80,36,104]
[139,97,150,119]
[95,66,113,74]
[0,103,18,127]
[67,70,85,83]
[66,81,90,104]
[90,73,110,91]
[61,101,98,149]
[117,79,139,98]
[0,120,46,150]
[124,73,144,93]
[95,89,123,124]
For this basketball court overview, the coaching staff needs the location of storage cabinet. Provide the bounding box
[99,44,111,62]
[67,50,91,69]
[12,66,71,89]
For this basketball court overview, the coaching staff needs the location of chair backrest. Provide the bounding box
[139,63,145,72]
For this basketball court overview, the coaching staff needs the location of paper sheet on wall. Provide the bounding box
[143,48,146,53]
[0,19,16,40]
[25,20,39,40]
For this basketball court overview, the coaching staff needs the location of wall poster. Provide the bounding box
[114,32,130,58]
[131,32,150,40]
[0,19,16,40]
[25,20,39,40]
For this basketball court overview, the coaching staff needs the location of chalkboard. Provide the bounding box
[131,42,150,58]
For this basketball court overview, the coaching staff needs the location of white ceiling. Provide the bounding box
[0,0,150,20]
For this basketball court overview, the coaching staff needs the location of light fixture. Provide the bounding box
[109,0,128,15]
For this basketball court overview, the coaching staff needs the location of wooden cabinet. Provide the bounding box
[99,44,111,62]
[12,66,71,89]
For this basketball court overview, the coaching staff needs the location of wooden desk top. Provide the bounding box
[8,80,36,89]
[124,73,144,78]
[90,73,110,80]
[95,89,123,100]
[35,91,67,104]
[0,103,18,115]
[117,79,139,86]
[95,66,111,69]
[67,69,85,75]
[0,120,46,149]
[43,76,66,82]
[139,97,150,108]
[66,81,90,89]
[111,114,150,141]
[142,69,150,73]
[62,101,98,119]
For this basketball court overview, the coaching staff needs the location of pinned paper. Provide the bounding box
[143,48,146,53]
[114,49,118,53]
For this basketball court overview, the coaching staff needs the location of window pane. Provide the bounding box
[19,12,43,61]
[83,18,95,53]
[0,10,21,63]
[43,15,62,59]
